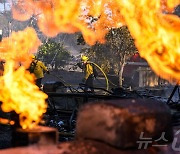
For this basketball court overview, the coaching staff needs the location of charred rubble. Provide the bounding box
[0,83,180,153]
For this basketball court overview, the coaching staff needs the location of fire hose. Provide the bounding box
[47,62,110,92]
[89,62,109,91]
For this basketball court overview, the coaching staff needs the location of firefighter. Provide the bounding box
[29,55,49,88]
[79,55,95,93]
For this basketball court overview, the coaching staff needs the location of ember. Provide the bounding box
[0,117,15,125]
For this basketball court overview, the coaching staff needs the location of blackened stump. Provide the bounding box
[12,126,58,147]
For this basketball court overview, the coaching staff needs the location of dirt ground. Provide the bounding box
[42,69,115,92]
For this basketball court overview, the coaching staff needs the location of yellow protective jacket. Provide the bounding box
[33,60,48,79]
[83,62,94,80]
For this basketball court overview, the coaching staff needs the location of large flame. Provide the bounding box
[0,28,47,129]
[116,0,180,83]
[12,0,124,45]
[12,0,180,82]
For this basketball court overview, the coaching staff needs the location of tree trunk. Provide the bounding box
[118,55,126,87]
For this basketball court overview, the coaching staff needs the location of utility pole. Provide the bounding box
[3,0,6,12]
[0,29,2,42]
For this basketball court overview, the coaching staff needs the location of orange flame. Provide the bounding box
[115,0,180,83]
[0,117,15,125]
[12,0,180,83]
[12,0,124,45]
[0,28,47,129]
[0,28,40,67]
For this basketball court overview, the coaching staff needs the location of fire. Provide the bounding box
[12,0,124,45]
[0,117,15,125]
[2,0,180,127]
[12,0,180,82]
[0,28,40,67]
[115,0,180,83]
[0,28,47,129]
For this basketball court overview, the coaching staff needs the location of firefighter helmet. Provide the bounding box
[31,55,36,59]
[81,55,89,61]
